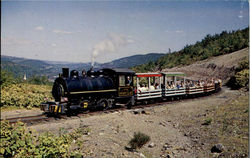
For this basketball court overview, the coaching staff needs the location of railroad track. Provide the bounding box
[1,114,48,124]
[1,88,223,126]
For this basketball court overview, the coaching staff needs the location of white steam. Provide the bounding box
[91,33,133,66]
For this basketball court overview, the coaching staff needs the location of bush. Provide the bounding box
[0,121,72,157]
[227,59,249,90]
[1,83,53,109]
[237,59,249,71]
[202,118,212,125]
[27,75,52,85]
[129,132,150,150]
[235,69,249,88]
[0,70,16,87]
[0,121,87,157]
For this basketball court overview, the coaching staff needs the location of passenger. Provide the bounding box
[204,80,207,87]
[165,82,170,89]
[140,84,148,92]
[209,79,213,86]
[190,81,194,87]
[185,81,190,88]
[199,81,203,87]
[166,83,171,89]
[195,81,199,88]
[211,78,214,83]
[137,84,141,93]
[194,81,197,88]
[171,82,175,89]
[177,83,180,89]
[181,81,185,88]
[214,79,218,84]
[138,84,144,92]
[154,83,160,89]
[149,85,155,91]
[82,69,86,77]
[126,76,132,86]
[201,80,205,86]
[218,78,222,84]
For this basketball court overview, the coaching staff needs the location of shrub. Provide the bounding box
[0,121,77,157]
[1,83,53,109]
[202,118,212,125]
[27,75,52,86]
[236,58,249,71]
[235,69,249,88]
[129,132,150,150]
[0,70,16,87]
[227,58,249,90]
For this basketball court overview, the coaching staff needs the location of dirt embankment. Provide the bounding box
[163,48,249,82]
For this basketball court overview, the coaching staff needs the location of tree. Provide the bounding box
[0,70,16,87]
[27,75,51,85]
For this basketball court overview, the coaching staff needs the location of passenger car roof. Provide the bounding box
[161,72,186,76]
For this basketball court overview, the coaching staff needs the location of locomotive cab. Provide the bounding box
[101,68,135,106]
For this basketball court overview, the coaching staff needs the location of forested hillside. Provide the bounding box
[101,53,165,68]
[1,56,91,79]
[133,27,249,72]
[1,52,164,79]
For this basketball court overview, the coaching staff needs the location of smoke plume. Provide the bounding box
[91,33,133,66]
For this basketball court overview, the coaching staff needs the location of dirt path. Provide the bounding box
[27,87,248,158]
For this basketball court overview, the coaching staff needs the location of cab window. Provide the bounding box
[119,75,125,86]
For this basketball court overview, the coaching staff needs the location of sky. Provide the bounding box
[1,1,249,64]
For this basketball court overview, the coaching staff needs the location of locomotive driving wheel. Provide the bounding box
[98,99,111,110]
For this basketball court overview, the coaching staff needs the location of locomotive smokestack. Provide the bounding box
[62,68,69,78]
[87,66,95,77]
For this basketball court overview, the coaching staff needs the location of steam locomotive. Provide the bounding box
[41,68,135,114]
[41,68,221,114]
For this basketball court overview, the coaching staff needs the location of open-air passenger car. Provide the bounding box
[134,73,162,100]
[161,72,186,97]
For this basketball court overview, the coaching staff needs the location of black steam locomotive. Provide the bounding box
[41,68,135,114]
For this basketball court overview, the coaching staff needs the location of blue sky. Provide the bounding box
[1,1,249,63]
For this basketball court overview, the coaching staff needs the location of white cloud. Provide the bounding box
[35,26,44,31]
[238,15,243,19]
[165,30,184,34]
[91,33,133,66]
[1,36,31,45]
[175,30,184,33]
[53,29,73,34]
[51,43,57,47]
